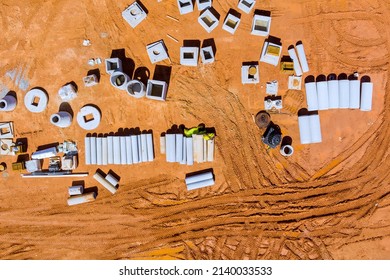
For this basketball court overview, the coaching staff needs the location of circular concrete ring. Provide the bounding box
[110,71,130,90]
[126,80,146,98]
[255,111,271,129]
[24,88,48,113]
[280,145,294,157]
[76,105,101,130]
[50,111,72,128]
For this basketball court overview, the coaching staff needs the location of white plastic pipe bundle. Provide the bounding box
[305,82,319,111]
[328,80,339,109]
[298,113,322,144]
[0,94,17,111]
[93,172,117,194]
[185,171,215,191]
[288,47,303,76]
[67,192,96,206]
[349,80,361,109]
[317,81,329,110]
[85,133,154,165]
[50,111,72,128]
[295,43,309,73]
[339,79,350,109]
[165,134,176,162]
[360,82,373,111]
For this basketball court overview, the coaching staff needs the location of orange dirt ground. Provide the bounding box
[0,0,389,260]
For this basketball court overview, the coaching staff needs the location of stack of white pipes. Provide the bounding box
[93,171,119,194]
[185,171,215,191]
[85,132,154,165]
[288,42,310,76]
[298,112,322,144]
[305,76,374,112]
[67,185,96,206]
[161,133,214,165]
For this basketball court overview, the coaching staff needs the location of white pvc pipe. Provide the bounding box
[120,136,127,164]
[146,133,154,162]
[193,134,204,163]
[288,47,303,76]
[305,82,319,111]
[84,137,91,165]
[185,171,214,185]
[349,80,361,109]
[316,81,329,110]
[93,172,117,194]
[90,137,97,164]
[102,137,108,165]
[175,134,183,162]
[339,79,350,109]
[187,178,215,191]
[309,114,322,143]
[0,95,17,111]
[186,137,193,166]
[180,136,186,165]
[110,71,130,90]
[50,111,72,128]
[131,135,139,163]
[360,82,373,112]
[165,134,176,162]
[113,136,121,164]
[96,137,103,165]
[296,43,309,73]
[137,135,142,162]
[207,139,214,162]
[298,115,311,144]
[105,173,119,187]
[107,136,114,164]
[160,136,166,154]
[327,80,339,109]
[125,136,133,164]
[67,192,96,206]
[68,185,84,196]
[140,134,148,162]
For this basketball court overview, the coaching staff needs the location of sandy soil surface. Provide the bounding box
[0,0,389,259]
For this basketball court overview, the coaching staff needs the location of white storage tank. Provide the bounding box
[339,79,350,109]
[349,79,361,109]
[304,82,319,111]
[328,79,339,109]
[360,82,373,111]
[316,81,329,110]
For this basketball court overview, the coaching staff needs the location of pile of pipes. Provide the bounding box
[67,185,96,206]
[84,131,154,165]
[287,41,309,76]
[185,170,215,191]
[305,75,373,112]
[161,131,215,165]
[93,170,119,195]
[298,110,322,144]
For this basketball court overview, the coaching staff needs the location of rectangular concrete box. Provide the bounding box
[196,0,212,11]
[260,41,282,66]
[180,47,199,66]
[222,13,241,34]
[146,40,169,64]
[251,14,271,36]
[177,0,194,15]
[198,8,219,33]
[241,65,259,84]
[200,46,215,64]
[146,80,168,101]
[105,58,122,75]
[238,0,256,14]
[122,2,147,28]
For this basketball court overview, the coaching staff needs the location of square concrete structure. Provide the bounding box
[222,13,241,34]
[200,46,215,64]
[146,40,169,64]
[238,0,256,14]
[251,14,271,36]
[122,2,147,28]
[177,0,194,15]
[105,58,122,74]
[146,80,168,101]
[198,8,219,33]
[260,41,282,66]
[241,65,259,84]
[180,47,199,66]
[196,0,212,11]
[288,75,302,90]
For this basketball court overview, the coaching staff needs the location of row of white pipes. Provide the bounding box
[85,134,154,165]
[305,79,373,111]
[298,113,322,144]
[161,134,215,165]
[185,171,215,191]
[287,42,309,76]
